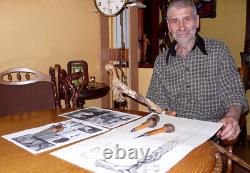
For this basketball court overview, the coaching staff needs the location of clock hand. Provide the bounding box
[107,0,111,10]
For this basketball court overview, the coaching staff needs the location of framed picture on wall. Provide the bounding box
[194,0,216,18]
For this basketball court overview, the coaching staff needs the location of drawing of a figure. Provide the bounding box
[78,125,102,134]
[95,138,182,173]
[99,113,131,124]
[12,134,54,152]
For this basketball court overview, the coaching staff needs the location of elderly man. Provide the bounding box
[147,0,248,140]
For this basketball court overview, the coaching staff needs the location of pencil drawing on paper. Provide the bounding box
[95,138,183,173]
[13,134,55,152]
[60,107,140,128]
[51,113,223,173]
[3,119,108,154]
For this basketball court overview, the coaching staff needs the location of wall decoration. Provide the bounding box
[194,0,216,18]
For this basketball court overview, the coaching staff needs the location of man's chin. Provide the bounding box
[175,39,190,45]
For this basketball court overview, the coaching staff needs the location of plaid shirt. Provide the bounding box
[147,35,248,122]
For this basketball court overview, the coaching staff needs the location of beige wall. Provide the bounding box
[0,0,102,107]
[199,0,246,66]
[138,0,250,134]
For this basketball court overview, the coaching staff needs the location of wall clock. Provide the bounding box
[94,0,127,17]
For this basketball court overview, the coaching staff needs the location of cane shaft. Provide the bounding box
[214,142,250,171]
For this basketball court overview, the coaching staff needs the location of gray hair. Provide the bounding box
[167,0,197,18]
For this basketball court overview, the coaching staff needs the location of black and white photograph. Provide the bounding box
[2,119,108,154]
[59,107,141,128]
[12,134,55,152]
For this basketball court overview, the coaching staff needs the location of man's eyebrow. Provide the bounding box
[168,17,177,21]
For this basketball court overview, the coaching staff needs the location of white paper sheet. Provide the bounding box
[59,107,141,128]
[2,119,109,154]
[51,113,223,173]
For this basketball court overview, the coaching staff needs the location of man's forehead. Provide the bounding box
[167,6,194,19]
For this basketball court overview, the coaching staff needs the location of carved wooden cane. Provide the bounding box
[105,64,176,116]
[213,142,250,171]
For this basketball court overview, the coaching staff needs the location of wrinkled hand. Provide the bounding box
[217,116,240,140]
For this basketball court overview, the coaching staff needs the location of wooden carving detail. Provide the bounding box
[105,63,176,115]
[0,67,50,85]
[63,71,88,108]
[49,64,69,108]
[49,66,61,108]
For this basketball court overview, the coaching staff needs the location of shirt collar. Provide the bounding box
[168,34,208,56]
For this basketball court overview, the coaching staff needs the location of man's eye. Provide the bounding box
[171,19,177,23]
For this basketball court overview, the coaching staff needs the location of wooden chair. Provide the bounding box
[49,63,89,108]
[49,64,68,108]
[221,66,249,173]
[66,60,89,107]
[62,71,89,108]
[0,67,58,116]
[238,66,249,144]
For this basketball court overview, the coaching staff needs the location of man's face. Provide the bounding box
[167,7,199,45]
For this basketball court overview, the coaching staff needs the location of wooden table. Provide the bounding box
[0,109,222,173]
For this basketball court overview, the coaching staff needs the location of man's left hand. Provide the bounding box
[217,116,240,140]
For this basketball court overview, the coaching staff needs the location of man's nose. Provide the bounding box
[179,21,185,31]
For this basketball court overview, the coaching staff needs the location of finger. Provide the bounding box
[227,127,241,140]
[220,121,235,140]
[220,122,233,137]
[220,117,238,137]
[221,123,240,140]
[216,130,221,137]
[221,129,235,140]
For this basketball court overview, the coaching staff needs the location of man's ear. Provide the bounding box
[167,19,172,33]
[195,15,200,29]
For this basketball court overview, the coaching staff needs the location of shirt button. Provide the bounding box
[186,85,190,88]
[186,67,189,71]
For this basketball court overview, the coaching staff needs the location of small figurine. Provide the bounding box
[140,34,150,64]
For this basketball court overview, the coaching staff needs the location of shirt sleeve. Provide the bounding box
[146,56,171,111]
[218,43,249,114]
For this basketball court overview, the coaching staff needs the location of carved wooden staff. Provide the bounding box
[213,142,250,171]
[105,63,176,116]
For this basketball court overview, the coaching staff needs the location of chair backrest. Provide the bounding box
[49,64,68,108]
[49,63,89,108]
[63,71,88,108]
[0,67,57,116]
[240,53,250,90]
[221,66,249,173]
[239,66,250,91]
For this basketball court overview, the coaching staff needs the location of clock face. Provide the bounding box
[94,0,126,16]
